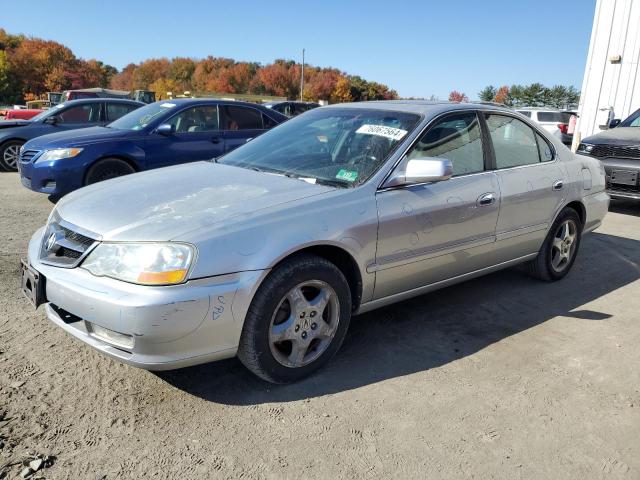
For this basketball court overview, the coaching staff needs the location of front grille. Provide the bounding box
[20,149,39,163]
[607,183,640,194]
[39,213,99,268]
[591,144,640,159]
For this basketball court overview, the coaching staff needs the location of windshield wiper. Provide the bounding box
[282,172,347,188]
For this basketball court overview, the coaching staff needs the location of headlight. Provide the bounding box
[37,147,83,162]
[81,243,195,285]
[577,143,594,154]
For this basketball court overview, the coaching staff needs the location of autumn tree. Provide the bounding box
[448,90,469,102]
[0,28,398,104]
[494,85,509,104]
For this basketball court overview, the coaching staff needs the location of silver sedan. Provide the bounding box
[22,101,609,383]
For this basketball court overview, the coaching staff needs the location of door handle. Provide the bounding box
[477,193,496,206]
[211,136,221,144]
[553,180,564,190]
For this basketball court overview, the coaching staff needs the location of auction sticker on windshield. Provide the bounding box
[356,124,408,141]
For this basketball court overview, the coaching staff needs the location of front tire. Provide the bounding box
[85,158,135,185]
[0,140,24,172]
[524,207,582,282]
[238,254,352,383]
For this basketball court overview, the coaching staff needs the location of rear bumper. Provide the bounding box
[583,190,610,233]
[27,227,268,370]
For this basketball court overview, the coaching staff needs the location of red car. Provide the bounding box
[3,109,44,120]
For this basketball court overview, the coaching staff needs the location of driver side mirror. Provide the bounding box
[43,116,59,125]
[156,123,175,135]
[608,118,621,129]
[384,157,453,188]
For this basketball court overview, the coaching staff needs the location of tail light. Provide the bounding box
[557,123,569,134]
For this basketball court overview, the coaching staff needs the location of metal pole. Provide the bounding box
[300,48,305,101]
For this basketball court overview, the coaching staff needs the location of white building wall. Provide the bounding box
[574,0,640,148]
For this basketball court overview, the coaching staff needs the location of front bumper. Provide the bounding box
[600,158,640,201]
[27,227,267,370]
[19,153,85,196]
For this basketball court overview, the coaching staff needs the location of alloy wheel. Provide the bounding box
[3,144,20,170]
[550,219,577,273]
[268,280,340,368]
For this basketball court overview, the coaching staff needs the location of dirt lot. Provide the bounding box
[1,171,639,479]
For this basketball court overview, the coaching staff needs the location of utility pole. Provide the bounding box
[300,48,305,101]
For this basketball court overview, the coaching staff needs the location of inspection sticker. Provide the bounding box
[336,169,358,182]
[356,124,408,141]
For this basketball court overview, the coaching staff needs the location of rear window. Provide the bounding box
[537,112,572,123]
[219,105,264,130]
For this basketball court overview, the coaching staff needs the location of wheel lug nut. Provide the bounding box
[300,312,305,318]
[310,311,316,318]
[301,331,307,339]
[311,323,317,330]
[295,325,300,332]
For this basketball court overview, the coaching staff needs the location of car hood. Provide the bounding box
[55,162,335,241]
[25,126,131,149]
[0,120,31,130]
[582,127,640,145]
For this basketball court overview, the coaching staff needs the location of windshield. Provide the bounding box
[218,108,420,188]
[619,108,640,127]
[30,103,65,122]
[108,102,177,130]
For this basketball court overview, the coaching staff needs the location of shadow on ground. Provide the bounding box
[159,232,640,405]
[610,199,640,217]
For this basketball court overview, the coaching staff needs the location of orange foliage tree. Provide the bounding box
[448,90,469,102]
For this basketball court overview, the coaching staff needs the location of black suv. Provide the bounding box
[577,108,640,201]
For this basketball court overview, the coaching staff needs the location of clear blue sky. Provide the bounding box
[1,0,596,99]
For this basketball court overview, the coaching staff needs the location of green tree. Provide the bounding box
[479,85,496,102]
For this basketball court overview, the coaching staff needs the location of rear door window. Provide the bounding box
[485,114,541,168]
[537,111,572,123]
[106,103,140,121]
[220,105,264,130]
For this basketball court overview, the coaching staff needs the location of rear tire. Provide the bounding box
[0,140,24,172]
[85,158,135,185]
[523,207,582,282]
[238,254,352,384]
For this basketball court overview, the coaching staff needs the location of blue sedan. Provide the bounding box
[0,98,143,171]
[19,98,288,197]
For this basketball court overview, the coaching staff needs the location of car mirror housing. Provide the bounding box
[43,116,58,125]
[156,124,176,135]
[384,157,453,188]
[608,118,621,129]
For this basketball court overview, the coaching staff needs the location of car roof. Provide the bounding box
[155,98,266,108]
[515,107,561,111]
[61,98,144,106]
[322,100,514,116]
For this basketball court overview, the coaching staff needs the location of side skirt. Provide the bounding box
[355,253,538,315]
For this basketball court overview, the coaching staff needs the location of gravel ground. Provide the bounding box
[1,171,639,479]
